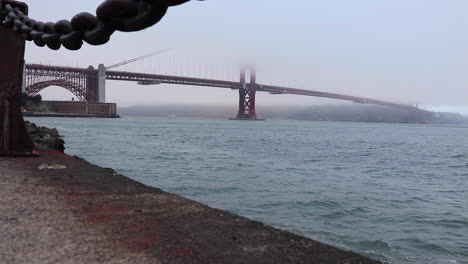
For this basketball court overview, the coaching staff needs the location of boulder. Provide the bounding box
[25,121,65,152]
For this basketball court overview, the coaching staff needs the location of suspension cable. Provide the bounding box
[106,49,169,70]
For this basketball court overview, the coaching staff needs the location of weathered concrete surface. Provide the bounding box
[0,151,381,264]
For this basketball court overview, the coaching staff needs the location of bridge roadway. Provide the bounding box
[25,64,424,112]
[105,70,424,112]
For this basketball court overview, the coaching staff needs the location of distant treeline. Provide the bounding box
[118,104,468,124]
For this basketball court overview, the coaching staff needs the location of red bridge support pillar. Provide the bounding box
[234,67,260,120]
[86,66,99,102]
[85,64,106,102]
[0,0,36,156]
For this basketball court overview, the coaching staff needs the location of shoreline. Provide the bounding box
[0,150,380,263]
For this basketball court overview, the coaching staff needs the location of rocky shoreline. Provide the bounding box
[25,121,65,152]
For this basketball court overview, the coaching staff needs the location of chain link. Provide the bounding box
[0,0,196,51]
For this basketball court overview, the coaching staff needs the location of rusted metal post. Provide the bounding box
[0,0,36,156]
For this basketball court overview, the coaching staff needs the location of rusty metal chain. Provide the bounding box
[0,0,196,51]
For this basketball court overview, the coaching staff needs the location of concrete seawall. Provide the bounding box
[0,151,380,263]
[25,101,119,118]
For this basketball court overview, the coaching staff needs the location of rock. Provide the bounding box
[38,163,67,170]
[41,127,59,137]
[25,121,65,152]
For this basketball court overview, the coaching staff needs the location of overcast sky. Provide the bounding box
[24,0,468,113]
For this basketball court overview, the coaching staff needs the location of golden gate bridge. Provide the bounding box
[24,52,431,120]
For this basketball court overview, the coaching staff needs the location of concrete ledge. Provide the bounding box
[0,151,380,263]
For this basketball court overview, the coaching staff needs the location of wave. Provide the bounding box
[448,164,468,168]
[303,159,321,163]
[397,238,458,256]
[143,134,160,137]
[172,185,241,195]
[260,199,341,210]
[348,239,391,251]
[426,218,468,229]
[321,211,346,219]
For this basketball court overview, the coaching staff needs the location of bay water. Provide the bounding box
[26,117,468,263]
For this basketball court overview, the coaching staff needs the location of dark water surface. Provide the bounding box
[27,117,468,263]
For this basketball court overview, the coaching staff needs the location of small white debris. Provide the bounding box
[38,163,67,170]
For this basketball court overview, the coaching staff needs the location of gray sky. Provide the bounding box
[25,0,468,113]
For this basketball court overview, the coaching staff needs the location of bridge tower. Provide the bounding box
[85,65,106,102]
[98,64,106,102]
[235,67,260,120]
[86,66,99,102]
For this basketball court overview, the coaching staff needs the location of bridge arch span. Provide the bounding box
[26,79,89,101]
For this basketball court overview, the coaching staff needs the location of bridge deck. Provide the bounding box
[26,64,425,112]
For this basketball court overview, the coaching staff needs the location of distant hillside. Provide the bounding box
[118,104,468,124]
[118,104,236,118]
[118,104,299,119]
[435,112,468,124]
[289,105,468,124]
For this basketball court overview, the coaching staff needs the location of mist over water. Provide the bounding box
[27,117,468,263]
